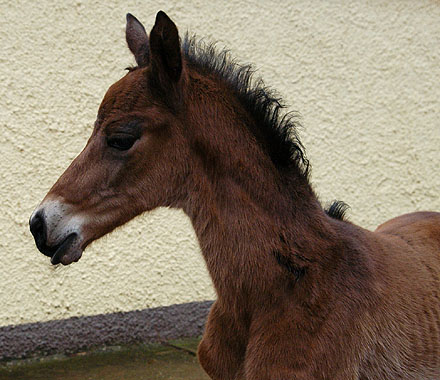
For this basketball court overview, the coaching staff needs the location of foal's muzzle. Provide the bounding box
[29,200,84,265]
[29,211,78,264]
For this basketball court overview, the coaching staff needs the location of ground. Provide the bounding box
[0,338,209,380]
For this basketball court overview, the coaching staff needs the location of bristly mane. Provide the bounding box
[325,200,350,220]
[181,35,310,179]
[126,35,351,214]
[127,35,309,177]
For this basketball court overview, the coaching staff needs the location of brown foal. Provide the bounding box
[30,12,440,380]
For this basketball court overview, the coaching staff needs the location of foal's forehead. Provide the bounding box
[97,69,149,121]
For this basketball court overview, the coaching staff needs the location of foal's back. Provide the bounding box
[363,211,440,379]
[376,211,440,255]
[377,211,440,238]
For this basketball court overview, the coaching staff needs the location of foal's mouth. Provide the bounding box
[36,233,79,265]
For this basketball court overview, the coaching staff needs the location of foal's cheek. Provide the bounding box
[102,163,123,189]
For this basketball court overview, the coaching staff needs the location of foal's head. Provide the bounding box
[30,12,197,264]
[30,12,308,265]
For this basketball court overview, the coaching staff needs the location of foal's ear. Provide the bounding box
[149,11,182,82]
[126,13,149,67]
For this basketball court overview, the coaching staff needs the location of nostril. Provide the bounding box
[30,211,47,248]
[30,212,41,235]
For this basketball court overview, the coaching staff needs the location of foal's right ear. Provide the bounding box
[126,13,149,67]
[149,11,182,83]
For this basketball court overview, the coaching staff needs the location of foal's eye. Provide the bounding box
[107,134,137,151]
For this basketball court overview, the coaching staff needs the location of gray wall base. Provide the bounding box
[0,300,213,361]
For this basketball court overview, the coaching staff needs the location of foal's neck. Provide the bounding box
[183,153,333,306]
[181,80,336,307]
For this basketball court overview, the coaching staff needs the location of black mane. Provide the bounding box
[325,200,350,220]
[181,35,310,179]
[128,35,350,214]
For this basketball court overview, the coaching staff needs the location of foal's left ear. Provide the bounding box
[149,11,182,82]
[126,13,149,67]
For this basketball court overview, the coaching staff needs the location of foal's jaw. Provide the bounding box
[29,198,86,265]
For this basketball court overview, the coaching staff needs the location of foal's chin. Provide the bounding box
[50,234,84,265]
[56,246,83,266]
[53,253,82,266]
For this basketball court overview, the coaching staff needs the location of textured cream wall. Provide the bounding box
[1,0,439,327]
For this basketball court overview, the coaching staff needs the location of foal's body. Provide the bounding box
[195,188,440,379]
[30,12,440,380]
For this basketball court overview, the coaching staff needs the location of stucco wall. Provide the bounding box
[1,0,439,329]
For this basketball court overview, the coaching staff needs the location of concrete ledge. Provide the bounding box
[0,301,213,361]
